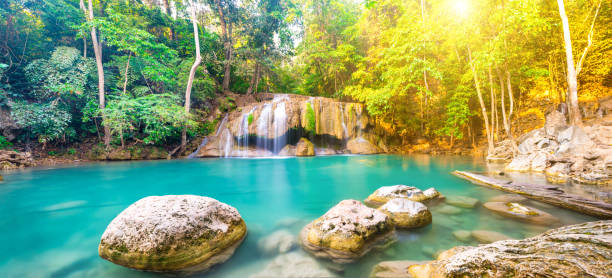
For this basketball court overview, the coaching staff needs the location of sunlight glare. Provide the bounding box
[453,0,470,18]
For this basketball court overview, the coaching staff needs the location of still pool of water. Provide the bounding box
[0,155,598,278]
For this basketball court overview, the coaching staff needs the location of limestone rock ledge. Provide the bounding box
[370,220,612,278]
[98,195,247,274]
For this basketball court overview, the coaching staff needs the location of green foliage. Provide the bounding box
[47,151,58,156]
[25,47,96,100]
[247,113,254,125]
[0,135,12,149]
[10,101,73,144]
[99,94,195,145]
[67,148,77,155]
[306,102,316,134]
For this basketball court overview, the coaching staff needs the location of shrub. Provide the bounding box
[0,135,12,149]
[247,114,254,125]
[10,101,73,145]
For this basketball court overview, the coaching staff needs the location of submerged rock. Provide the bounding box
[347,137,380,154]
[300,200,395,263]
[378,198,432,229]
[98,195,247,273]
[399,221,612,278]
[250,251,338,278]
[296,138,315,156]
[365,185,439,207]
[369,260,428,278]
[471,230,513,243]
[488,194,526,203]
[452,230,471,242]
[445,196,479,208]
[435,205,461,215]
[483,202,559,226]
[257,229,297,256]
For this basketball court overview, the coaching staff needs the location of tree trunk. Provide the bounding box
[556,0,582,126]
[576,0,601,76]
[505,70,514,128]
[488,66,496,144]
[247,62,259,95]
[84,0,110,148]
[122,52,131,95]
[468,45,493,154]
[180,0,203,155]
[215,0,232,92]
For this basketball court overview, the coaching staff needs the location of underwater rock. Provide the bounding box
[250,251,338,278]
[98,195,247,274]
[257,229,297,256]
[300,200,395,263]
[488,194,526,203]
[445,196,479,208]
[471,230,513,243]
[422,188,440,199]
[435,205,462,215]
[365,185,439,207]
[296,138,315,156]
[452,230,471,242]
[401,221,612,278]
[483,202,559,226]
[369,260,428,278]
[378,198,432,229]
[347,137,381,154]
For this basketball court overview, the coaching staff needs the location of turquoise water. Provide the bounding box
[0,155,597,277]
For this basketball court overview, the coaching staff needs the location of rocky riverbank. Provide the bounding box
[489,109,612,185]
[370,220,612,278]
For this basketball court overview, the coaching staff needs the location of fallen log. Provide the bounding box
[453,170,612,219]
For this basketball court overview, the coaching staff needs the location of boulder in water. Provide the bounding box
[279,145,297,156]
[378,198,432,229]
[369,260,429,278]
[98,195,247,273]
[250,251,338,278]
[436,205,461,215]
[483,202,559,226]
[300,200,395,263]
[347,137,380,154]
[365,185,438,207]
[400,221,612,278]
[296,138,315,156]
[471,230,513,243]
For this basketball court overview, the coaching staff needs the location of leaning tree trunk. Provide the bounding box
[180,0,202,154]
[468,46,493,154]
[556,0,582,126]
[214,0,232,92]
[84,0,110,148]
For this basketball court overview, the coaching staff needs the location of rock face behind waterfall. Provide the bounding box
[370,221,612,278]
[195,93,385,157]
[98,195,247,274]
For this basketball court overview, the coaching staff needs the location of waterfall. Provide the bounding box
[273,98,287,153]
[340,105,348,141]
[215,114,233,157]
[256,103,272,151]
[187,114,227,158]
[237,108,255,157]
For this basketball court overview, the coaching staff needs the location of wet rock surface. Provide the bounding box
[257,229,297,256]
[296,138,315,156]
[387,221,612,278]
[365,185,440,207]
[98,195,247,273]
[483,201,559,226]
[347,137,381,154]
[444,196,479,208]
[378,198,432,229]
[300,200,395,263]
[471,230,513,243]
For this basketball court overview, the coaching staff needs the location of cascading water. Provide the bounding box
[187,114,228,158]
[272,97,287,153]
[256,103,272,151]
[237,108,255,157]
